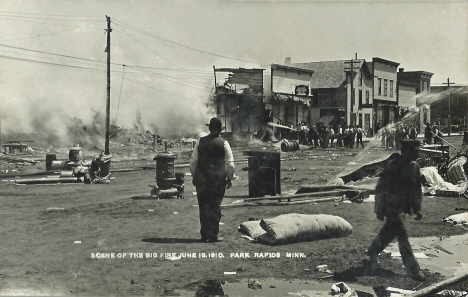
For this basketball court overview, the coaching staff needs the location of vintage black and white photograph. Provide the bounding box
[1,0,468,296]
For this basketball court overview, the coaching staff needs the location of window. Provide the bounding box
[421,82,425,92]
[319,93,332,107]
[366,90,370,104]
[390,80,394,97]
[359,114,363,128]
[359,72,362,86]
[378,78,382,95]
[359,90,363,106]
[352,88,355,106]
[384,79,388,96]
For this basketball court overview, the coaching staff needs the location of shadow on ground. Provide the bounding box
[333,262,400,282]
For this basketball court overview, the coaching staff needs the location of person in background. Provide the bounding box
[356,125,364,148]
[424,123,432,145]
[350,125,356,148]
[309,125,319,148]
[381,127,387,147]
[336,125,343,147]
[343,126,350,148]
[433,124,439,144]
[320,124,329,149]
[408,123,418,139]
[366,139,425,282]
[329,125,335,147]
[190,117,235,243]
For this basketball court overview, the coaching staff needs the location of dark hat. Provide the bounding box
[401,139,420,151]
[206,117,224,130]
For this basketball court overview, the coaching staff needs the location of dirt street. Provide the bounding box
[1,137,467,296]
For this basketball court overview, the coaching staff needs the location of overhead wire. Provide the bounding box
[0,12,101,22]
[0,43,106,64]
[113,65,126,125]
[116,26,213,89]
[0,14,215,103]
[0,54,105,73]
[0,16,104,28]
[0,48,211,92]
[0,10,101,18]
[112,18,253,63]
[125,65,212,91]
[121,76,210,104]
[0,43,214,74]
[0,19,103,42]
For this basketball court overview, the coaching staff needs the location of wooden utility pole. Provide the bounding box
[443,77,455,137]
[105,16,112,155]
[344,54,358,126]
[0,115,2,153]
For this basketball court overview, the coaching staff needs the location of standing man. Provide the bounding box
[366,139,425,281]
[336,125,343,147]
[329,125,335,147]
[424,123,432,144]
[190,117,235,243]
[355,126,364,148]
[408,124,418,139]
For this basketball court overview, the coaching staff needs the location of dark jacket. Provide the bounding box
[193,134,227,188]
[374,154,422,218]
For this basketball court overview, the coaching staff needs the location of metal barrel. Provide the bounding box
[50,160,68,170]
[281,140,299,152]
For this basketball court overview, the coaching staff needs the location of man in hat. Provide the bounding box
[366,139,425,281]
[424,123,432,144]
[190,117,235,243]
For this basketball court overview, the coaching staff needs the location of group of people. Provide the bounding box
[423,122,444,145]
[274,121,366,149]
[378,122,420,149]
[190,117,426,282]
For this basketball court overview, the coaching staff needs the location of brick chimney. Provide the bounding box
[284,57,291,65]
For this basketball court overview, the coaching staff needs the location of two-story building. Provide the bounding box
[275,59,373,131]
[397,69,434,132]
[368,57,400,130]
[268,63,314,126]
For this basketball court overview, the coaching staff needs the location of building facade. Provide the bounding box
[430,85,468,131]
[268,64,314,126]
[369,57,400,130]
[397,69,434,132]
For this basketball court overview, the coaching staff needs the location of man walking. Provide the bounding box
[190,118,235,243]
[366,139,425,281]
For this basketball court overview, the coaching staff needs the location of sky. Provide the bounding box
[0,0,467,145]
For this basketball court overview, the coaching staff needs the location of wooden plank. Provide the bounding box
[221,196,339,208]
[243,190,356,202]
[408,272,468,297]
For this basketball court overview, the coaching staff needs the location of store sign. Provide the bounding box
[295,85,309,96]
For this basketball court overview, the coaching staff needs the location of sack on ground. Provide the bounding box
[258,213,353,245]
[238,220,266,239]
